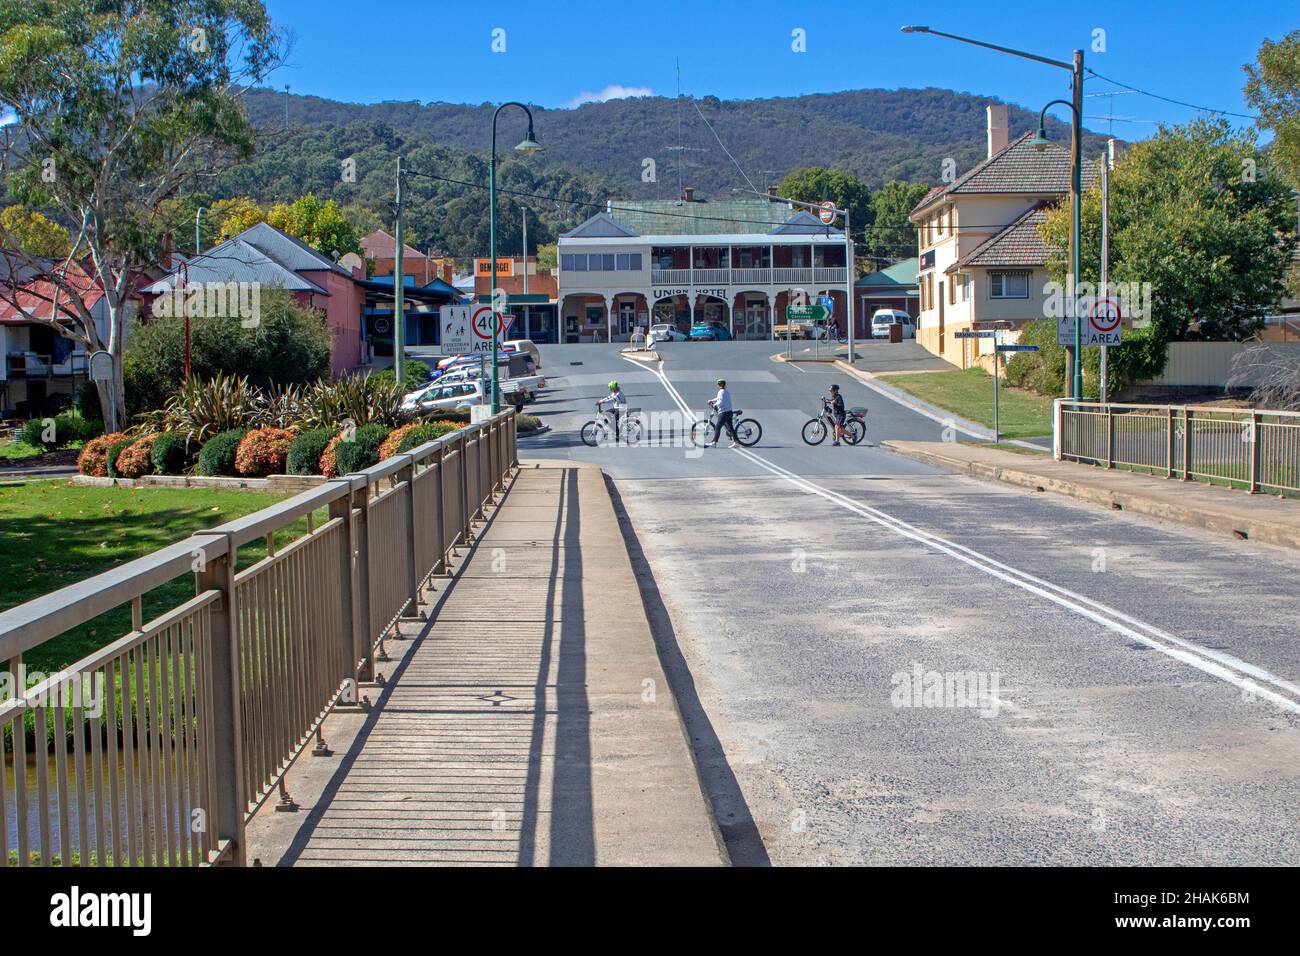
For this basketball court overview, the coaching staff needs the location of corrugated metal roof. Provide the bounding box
[239,222,350,276]
[856,257,919,288]
[572,198,809,237]
[144,238,328,295]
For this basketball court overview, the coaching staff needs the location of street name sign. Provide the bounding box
[786,304,829,322]
[996,344,1039,353]
[953,329,997,339]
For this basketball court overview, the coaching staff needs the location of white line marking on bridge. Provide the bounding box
[636,354,1300,714]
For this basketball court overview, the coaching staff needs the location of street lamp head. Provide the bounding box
[900,25,930,33]
[1029,123,1052,151]
[515,125,543,154]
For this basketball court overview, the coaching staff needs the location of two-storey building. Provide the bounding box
[557,188,850,343]
[909,105,1098,369]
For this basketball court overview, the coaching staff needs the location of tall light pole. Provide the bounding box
[195,206,204,257]
[393,155,405,386]
[902,26,1084,400]
[489,102,543,413]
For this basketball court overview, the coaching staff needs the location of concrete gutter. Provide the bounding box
[883,439,1300,551]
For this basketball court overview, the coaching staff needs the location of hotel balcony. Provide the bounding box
[648,266,846,287]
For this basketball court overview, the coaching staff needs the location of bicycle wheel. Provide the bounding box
[624,419,643,445]
[734,418,762,447]
[689,420,714,446]
[845,419,866,445]
[801,418,827,445]
[580,420,609,447]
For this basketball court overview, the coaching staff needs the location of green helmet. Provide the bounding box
[608,380,619,389]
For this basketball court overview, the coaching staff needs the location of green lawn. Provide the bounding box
[0,440,44,461]
[0,482,301,672]
[883,368,1055,439]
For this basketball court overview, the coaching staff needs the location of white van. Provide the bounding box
[870,309,916,339]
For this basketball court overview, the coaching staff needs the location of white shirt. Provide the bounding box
[598,388,626,409]
[712,387,732,413]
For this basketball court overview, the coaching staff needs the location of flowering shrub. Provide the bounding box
[377,423,419,461]
[234,427,297,477]
[77,432,129,477]
[393,420,466,456]
[114,434,158,479]
[320,433,344,478]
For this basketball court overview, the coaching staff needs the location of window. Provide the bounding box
[989,271,1030,299]
[563,253,588,271]
[615,253,642,271]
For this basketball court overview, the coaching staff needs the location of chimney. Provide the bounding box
[986,104,1009,159]
[767,185,779,201]
[682,187,695,203]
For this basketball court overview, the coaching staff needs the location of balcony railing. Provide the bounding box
[731,268,772,285]
[814,267,848,284]
[650,268,691,285]
[773,268,813,284]
[640,266,844,287]
[691,268,729,284]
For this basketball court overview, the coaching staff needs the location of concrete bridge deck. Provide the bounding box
[245,460,724,866]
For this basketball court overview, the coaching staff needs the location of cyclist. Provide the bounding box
[826,383,846,446]
[596,380,627,442]
[707,378,738,448]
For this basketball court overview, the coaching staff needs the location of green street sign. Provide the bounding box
[786,304,829,322]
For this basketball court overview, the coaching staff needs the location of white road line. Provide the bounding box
[732,445,1300,715]
[637,354,1300,714]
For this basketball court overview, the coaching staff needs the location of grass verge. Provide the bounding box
[883,368,1054,439]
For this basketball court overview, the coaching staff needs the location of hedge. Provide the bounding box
[333,423,390,475]
[235,427,296,477]
[105,437,137,479]
[77,433,128,477]
[150,432,189,475]
[197,429,250,477]
[287,428,338,476]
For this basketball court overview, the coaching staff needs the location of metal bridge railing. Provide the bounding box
[1055,400,1300,497]
[0,410,517,866]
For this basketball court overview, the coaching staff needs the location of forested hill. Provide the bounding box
[241,86,1116,199]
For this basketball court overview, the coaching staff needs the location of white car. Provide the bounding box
[402,380,486,415]
[870,309,916,339]
[648,323,686,343]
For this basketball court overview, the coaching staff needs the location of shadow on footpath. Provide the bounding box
[603,476,772,867]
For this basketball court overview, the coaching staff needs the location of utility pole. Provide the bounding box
[1099,152,1110,402]
[1070,49,1085,402]
[393,156,405,386]
[195,206,204,257]
[521,207,529,339]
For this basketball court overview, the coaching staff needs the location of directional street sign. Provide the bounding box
[954,329,997,339]
[786,304,829,322]
[996,344,1039,353]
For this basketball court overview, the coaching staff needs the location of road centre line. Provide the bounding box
[632,354,1300,714]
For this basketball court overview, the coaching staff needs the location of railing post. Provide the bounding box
[349,476,374,684]
[1105,406,1115,469]
[1249,410,1261,494]
[398,453,420,608]
[1182,407,1193,481]
[1165,406,1174,479]
[327,482,360,694]
[434,442,447,574]
[1052,399,1063,461]
[192,532,246,866]
[459,430,470,542]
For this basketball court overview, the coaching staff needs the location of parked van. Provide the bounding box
[870,309,916,339]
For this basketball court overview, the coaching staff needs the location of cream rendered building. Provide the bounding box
[909,105,1097,369]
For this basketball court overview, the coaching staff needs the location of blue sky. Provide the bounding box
[264,0,1290,137]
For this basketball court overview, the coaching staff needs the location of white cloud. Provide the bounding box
[565,84,654,109]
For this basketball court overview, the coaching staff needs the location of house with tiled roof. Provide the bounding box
[556,187,850,342]
[145,222,368,374]
[908,105,1099,368]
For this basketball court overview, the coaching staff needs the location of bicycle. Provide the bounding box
[689,407,762,447]
[802,398,867,445]
[580,403,643,446]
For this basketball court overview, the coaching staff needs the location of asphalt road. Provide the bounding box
[523,341,1300,865]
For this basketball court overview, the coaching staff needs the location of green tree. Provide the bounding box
[0,205,70,258]
[1244,30,1300,189]
[535,242,557,271]
[864,181,930,265]
[266,193,361,257]
[1040,118,1297,394]
[0,1,283,431]
[776,167,873,245]
[214,196,267,238]
[123,289,331,416]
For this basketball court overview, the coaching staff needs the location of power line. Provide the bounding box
[1086,68,1259,121]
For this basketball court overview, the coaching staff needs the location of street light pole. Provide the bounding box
[489,102,543,414]
[394,155,405,386]
[195,206,204,257]
[901,26,1085,400]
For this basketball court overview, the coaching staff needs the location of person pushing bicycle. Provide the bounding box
[707,378,738,448]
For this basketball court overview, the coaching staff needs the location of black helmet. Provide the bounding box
[829,383,840,392]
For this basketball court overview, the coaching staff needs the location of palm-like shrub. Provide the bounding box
[151,373,265,443]
[77,432,128,476]
[262,384,307,429]
[114,434,158,479]
[235,427,297,477]
[299,374,405,430]
[197,429,250,477]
